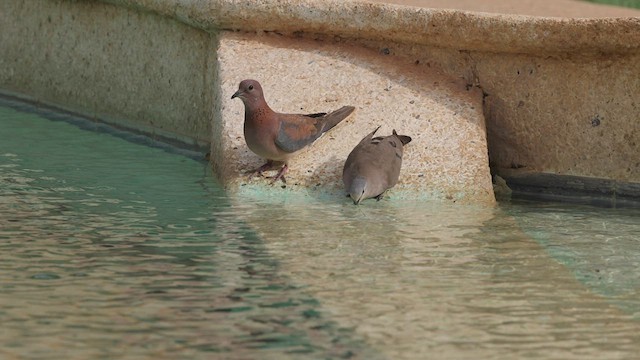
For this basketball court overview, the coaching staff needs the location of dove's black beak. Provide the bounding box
[231,90,242,99]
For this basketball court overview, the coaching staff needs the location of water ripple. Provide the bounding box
[3,102,640,359]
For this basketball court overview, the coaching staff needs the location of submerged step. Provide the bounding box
[500,170,640,208]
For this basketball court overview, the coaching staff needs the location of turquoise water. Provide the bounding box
[0,103,370,359]
[2,101,640,359]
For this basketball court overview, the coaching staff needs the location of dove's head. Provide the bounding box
[348,176,368,205]
[231,79,265,106]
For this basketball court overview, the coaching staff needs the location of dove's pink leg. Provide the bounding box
[269,164,288,184]
[246,160,274,179]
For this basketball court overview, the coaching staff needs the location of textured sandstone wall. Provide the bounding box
[352,42,640,184]
[0,0,214,149]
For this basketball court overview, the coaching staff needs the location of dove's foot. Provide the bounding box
[269,164,288,184]
[245,161,275,179]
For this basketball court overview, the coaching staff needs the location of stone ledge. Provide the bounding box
[103,0,640,55]
[214,32,495,205]
[0,0,214,150]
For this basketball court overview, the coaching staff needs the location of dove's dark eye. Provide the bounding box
[248,84,254,91]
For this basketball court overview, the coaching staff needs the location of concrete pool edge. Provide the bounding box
[103,0,640,55]
[2,0,639,206]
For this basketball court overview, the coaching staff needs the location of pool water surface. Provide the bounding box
[1,101,640,359]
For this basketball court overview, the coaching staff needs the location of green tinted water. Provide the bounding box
[1,102,640,359]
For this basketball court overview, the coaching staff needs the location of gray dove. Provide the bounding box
[342,127,412,204]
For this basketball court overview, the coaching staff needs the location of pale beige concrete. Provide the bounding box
[215,32,494,204]
[358,1,640,183]
[355,42,640,183]
[481,52,640,182]
[0,0,214,149]
[101,0,640,54]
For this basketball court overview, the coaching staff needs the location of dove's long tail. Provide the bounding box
[321,106,355,133]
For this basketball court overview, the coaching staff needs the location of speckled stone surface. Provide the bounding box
[215,32,494,204]
[0,0,214,149]
[349,41,640,184]
[480,52,640,182]
[100,0,640,55]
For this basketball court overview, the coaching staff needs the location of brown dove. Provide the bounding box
[231,79,355,183]
[342,126,412,205]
